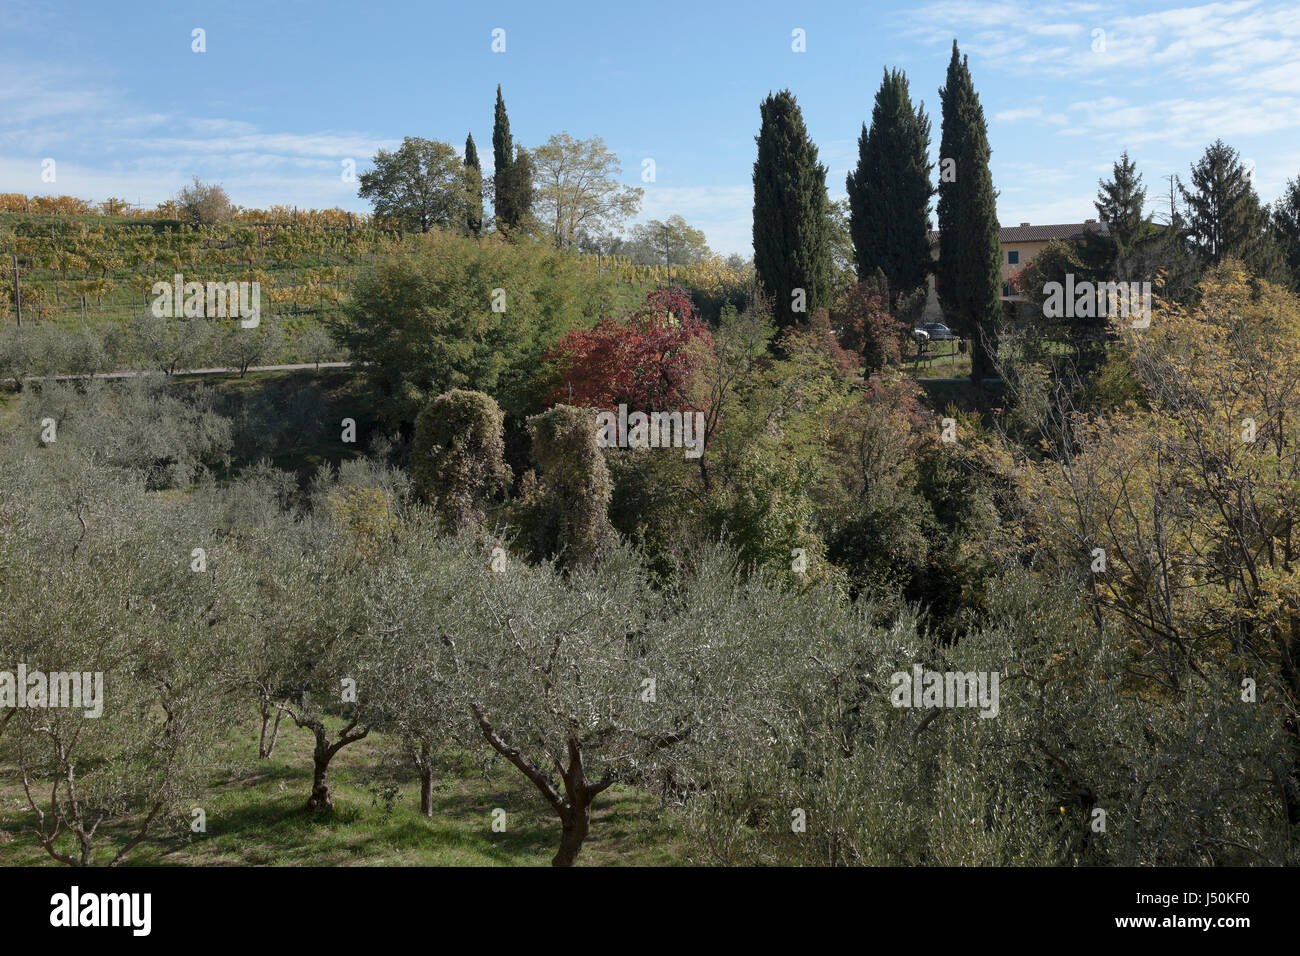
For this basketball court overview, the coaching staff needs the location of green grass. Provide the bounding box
[0,717,687,867]
[907,340,972,379]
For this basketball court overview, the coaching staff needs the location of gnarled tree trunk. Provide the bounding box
[553,792,593,867]
[419,739,435,818]
[279,708,369,813]
[467,700,610,868]
[307,734,334,811]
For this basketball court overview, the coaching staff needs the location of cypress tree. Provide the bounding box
[504,147,534,231]
[936,40,1002,383]
[491,86,533,235]
[846,68,934,304]
[493,86,512,184]
[493,85,517,231]
[465,133,483,238]
[752,89,832,333]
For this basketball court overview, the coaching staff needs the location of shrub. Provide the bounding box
[175,177,233,226]
[333,231,649,423]
[527,404,616,570]
[410,389,511,533]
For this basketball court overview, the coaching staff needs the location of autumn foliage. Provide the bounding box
[780,308,859,374]
[545,287,713,409]
[830,281,912,372]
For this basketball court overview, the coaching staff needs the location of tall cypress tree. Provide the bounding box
[491,85,533,235]
[465,133,483,238]
[936,40,1002,383]
[846,68,934,304]
[492,85,518,231]
[752,89,832,333]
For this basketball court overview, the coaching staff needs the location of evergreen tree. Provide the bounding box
[935,40,1002,383]
[492,85,519,232]
[1178,139,1281,279]
[502,147,535,233]
[492,85,512,187]
[752,89,832,334]
[846,68,934,305]
[1095,151,1150,257]
[464,133,483,238]
[491,86,533,236]
[1272,176,1300,292]
[1083,151,1159,288]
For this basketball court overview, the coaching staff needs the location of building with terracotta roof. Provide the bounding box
[921,219,1110,322]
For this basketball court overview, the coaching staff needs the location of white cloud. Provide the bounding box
[634,184,753,257]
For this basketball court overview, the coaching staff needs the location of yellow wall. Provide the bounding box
[921,237,1054,323]
[1001,240,1051,293]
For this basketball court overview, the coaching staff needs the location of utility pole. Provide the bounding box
[11,253,20,327]
[662,223,671,285]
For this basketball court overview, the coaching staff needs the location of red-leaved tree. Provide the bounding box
[778,308,859,375]
[547,287,713,409]
[831,282,912,373]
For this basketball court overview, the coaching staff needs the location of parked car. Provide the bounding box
[919,322,957,341]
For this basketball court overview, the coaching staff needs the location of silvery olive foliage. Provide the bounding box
[19,378,232,488]
[0,439,238,865]
[676,563,1293,866]
[1,369,1293,867]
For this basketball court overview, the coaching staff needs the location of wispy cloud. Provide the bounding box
[0,58,395,210]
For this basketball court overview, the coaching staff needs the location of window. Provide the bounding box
[1002,283,1013,297]
[1007,250,1020,265]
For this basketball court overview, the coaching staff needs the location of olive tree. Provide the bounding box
[437,544,690,865]
[355,515,480,815]
[229,528,398,811]
[0,464,236,865]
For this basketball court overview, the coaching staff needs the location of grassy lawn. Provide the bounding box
[908,340,972,379]
[0,717,688,867]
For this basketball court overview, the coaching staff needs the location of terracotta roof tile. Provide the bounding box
[928,221,1111,246]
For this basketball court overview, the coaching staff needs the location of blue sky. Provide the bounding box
[3,0,1298,255]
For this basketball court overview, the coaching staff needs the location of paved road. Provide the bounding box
[5,361,353,385]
